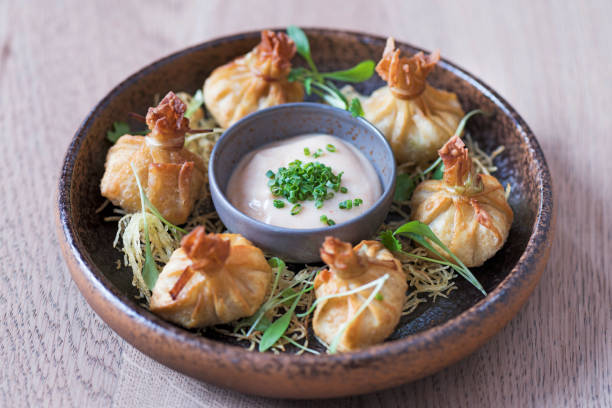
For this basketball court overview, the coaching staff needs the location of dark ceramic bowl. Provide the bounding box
[209,102,396,263]
[56,29,554,398]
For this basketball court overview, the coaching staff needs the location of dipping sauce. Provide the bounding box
[227,134,382,229]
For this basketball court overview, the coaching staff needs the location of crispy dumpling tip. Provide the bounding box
[180,226,230,270]
[150,227,272,328]
[361,38,463,165]
[203,30,304,128]
[375,37,440,100]
[100,92,206,225]
[145,91,190,148]
[319,237,368,279]
[410,136,514,267]
[313,238,407,352]
[438,135,475,187]
[255,30,297,80]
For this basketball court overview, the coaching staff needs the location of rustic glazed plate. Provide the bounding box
[56,29,554,399]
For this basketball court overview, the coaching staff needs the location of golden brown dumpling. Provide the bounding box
[150,227,272,328]
[313,237,407,352]
[203,30,304,128]
[100,92,206,225]
[362,38,465,165]
[411,136,514,267]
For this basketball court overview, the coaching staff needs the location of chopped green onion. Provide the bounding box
[291,204,302,215]
[353,198,363,206]
[326,144,336,152]
[340,187,348,194]
[304,147,310,156]
[327,219,336,226]
[273,199,285,208]
[320,214,328,223]
[375,293,384,301]
[339,200,352,210]
[267,160,346,211]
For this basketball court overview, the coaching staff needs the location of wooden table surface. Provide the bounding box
[1,0,610,406]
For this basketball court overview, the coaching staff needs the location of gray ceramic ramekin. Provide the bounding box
[208,102,396,263]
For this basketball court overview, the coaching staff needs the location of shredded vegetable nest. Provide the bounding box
[107,92,506,354]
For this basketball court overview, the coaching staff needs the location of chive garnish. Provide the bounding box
[339,200,352,210]
[340,186,348,193]
[354,198,363,206]
[290,204,302,215]
[266,160,345,211]
[312,148,324,158]
[266,170,275,178]
[273,199,285,208]
[375,293,384,301]
[304,147,310,156]
[320,215,336,226]
[326,144,336,152]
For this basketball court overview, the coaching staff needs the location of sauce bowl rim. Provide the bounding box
[208,102,397,235]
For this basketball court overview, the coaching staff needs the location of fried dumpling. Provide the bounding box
[203,30,304,128]
[100,92,206,225]
[362,38,465,165]
[150,227,272,328]
[312,237,407,352]
[410,136,513,267]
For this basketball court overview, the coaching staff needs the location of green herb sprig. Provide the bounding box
[286,26,374,117]
[379,221,486,295]
[106,122,150,143]
[184,89,204,119]
[130,162,186,290]
[234,258,317,352]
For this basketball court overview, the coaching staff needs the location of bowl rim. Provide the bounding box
[56,28,554,371]
[208,101,396,235]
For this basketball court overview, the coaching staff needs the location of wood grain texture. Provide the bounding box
[0,0,609,407]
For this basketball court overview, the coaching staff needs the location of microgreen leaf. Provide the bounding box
[304,77,312,95]
[431,163,445,180]
[392,221,486,295]
[286,25,317,73]
[379,230,402,252]
[286,26,373,117]
[130,162,159,290]
[454,109,490,138]
[142,241,158,290]
[322,60,375,83]
[259,287,305,352]
[422,157,442,176]
[106,121,150,143]
[349,98,365,117]
[281,335,320,354]
[394,174,416,201]
[106,122,130,143]
[184,89,204,119]
[287,25,311,59]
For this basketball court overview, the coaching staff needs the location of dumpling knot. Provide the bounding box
[375,37,439,99]
[252,30,297,81]
[168,227,230,300]
[181,226,230,271]
[145,91,189,148]
[439,135,475,188]
[320,237,367,279]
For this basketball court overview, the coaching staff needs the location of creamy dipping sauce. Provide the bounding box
[227,134,382,229]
